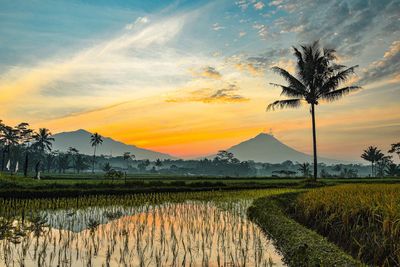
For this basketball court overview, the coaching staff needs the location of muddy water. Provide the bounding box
[0,201,285,267]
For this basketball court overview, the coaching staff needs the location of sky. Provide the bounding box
[0,0,399,161]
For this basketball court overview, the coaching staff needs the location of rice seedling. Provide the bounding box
[0,189,293,266]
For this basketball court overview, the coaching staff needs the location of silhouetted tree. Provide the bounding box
[15,123,33,177]
[0,125,18,172]
[103,162,112,172]
[298,162,311,178]
[385,164,399,177]
[388,143,400,160]
[90,133,103,174]
[32,128,54,178]
[267,41,360,181]
[361,146,384,177]
[56,152,69,173]
[155,159,163,170]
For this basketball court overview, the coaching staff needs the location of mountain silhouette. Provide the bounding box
[223,133,342,164]
[52,129,175,160]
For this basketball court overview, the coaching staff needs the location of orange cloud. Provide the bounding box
[166,84,249,104]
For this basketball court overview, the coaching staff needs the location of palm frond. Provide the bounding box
[267,99,303,111]
[320,86,361,102]
[319,65,358,94]
[269,83,306,98]
[271,67,307,92]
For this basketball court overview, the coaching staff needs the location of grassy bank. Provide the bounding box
[1,174,399,198]
[292,184,400,266]
[248,193,360,266]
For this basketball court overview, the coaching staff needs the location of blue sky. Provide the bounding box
[0,0,399,160]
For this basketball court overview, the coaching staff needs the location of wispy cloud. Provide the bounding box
[360,40,400,85]
[125,16,149,30]
[166,84,249,104]
[191,66,222,79]
[212,23,225,31]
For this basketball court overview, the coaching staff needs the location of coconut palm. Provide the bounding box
[267,41,360,181]
[90,133,103,173]
[16,122,33,177]
[297,162,311,178]
[388,143,400,160]
[32,128,54,178]
[1,125,19,172]
[123,152,134,170]
[361,146,384,177]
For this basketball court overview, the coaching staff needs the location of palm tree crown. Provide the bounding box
[90,133,103,147]
[267,41,360,111]
[33,128,54,152]
[361,146,384,177]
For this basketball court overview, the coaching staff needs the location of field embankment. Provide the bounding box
[1,174,399,198]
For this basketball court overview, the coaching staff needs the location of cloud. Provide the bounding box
[166,84,249,104]
[269,0,400,56]
[0,12,204,118]
[254,1,265,10]
[252,23,268,40]
[125,16,149,30]
[359,40,400,85]
[239,31,247,37]
[212,23,225,31]
[191,66,222,79]
[229,48,290,76]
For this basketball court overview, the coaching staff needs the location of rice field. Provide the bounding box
[293,184,400,266]
[0,189,294,267]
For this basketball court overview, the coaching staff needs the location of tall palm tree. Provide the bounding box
[267,41,361,181]
[90,133,103,173]
[33,128,54,178]
[1,125,19,172]
[16,122,33,177]
[361,146,384,177]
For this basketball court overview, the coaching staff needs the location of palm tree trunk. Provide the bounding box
[1,148,5,172]
[92,146,97,174]
[24,152,29,177]
[311,104,318,181]
[371,162,374,177]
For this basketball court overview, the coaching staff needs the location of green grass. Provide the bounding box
[248,193,361,266]
[1,173,399,198]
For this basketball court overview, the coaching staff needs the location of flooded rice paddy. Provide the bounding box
[0,193,286,267]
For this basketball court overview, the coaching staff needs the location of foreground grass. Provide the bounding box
[248,193,360,266]
[293,184,400,266]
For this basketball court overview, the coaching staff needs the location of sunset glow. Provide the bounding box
[1,0,399,161]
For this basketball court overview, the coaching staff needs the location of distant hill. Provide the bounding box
[210,133,344,164]
[52,129,175,160]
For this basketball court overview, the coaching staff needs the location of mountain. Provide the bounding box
[220,133,343,164]
[51,129,175,160]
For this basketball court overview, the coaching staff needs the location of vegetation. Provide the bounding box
[292,184,400,266]
[0,189,293,266]
[90,132,103,173]
[248,193,359,266]
[267,40,361,181]
[361,145,399,177]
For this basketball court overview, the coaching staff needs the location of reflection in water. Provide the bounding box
[0,201,285,267]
